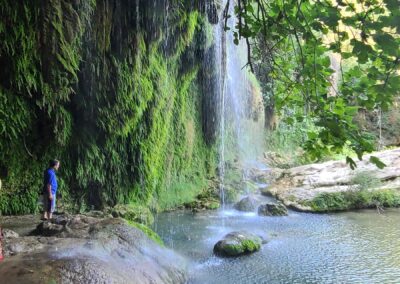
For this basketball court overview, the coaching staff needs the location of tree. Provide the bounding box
[225,0,399,168]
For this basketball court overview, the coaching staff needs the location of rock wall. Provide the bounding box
[0,0,220,214]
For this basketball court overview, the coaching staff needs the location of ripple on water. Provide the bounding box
[154,208,400,284]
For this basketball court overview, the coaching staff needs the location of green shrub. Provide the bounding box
[350,171,381,190]
[306,189,400,212]
[371,189,400,207]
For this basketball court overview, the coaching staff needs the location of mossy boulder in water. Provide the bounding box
[258,203,288,216]
[234,196,258,212]
[213,231,262,257]
[184,188,221,211]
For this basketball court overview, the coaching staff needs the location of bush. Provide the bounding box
[306,189,400,212]
[350,171,381,190]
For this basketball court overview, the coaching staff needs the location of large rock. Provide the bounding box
[213,231,262,257]
[0,215,187,284]
[261,148,400,211]
[234,196,258,212]
[258,203,288,216]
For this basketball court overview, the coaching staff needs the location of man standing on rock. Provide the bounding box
[43,159,60,220]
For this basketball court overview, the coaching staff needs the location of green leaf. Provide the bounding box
[346,156,357,170]
[373,34,399,56]
[369,156,386,169]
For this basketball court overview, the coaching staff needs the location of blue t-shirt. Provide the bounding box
[43,168,58,194]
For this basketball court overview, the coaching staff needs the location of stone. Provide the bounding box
[2,229,19,239]
[214,231,262,257]
[258,203,288,216]
[34,221,64,237]
[234,196,258,212]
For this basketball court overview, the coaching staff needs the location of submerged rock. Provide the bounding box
[1,215,187,284]
[214,231,262,257]
[258,203,288,216]
[234,196,258,212]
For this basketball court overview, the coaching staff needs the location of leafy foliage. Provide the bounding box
[227,0,400,167]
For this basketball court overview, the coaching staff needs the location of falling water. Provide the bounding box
[213,6,227,207]
[214,0,266,206]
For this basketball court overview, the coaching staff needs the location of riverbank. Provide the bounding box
[259,148,400,212]
[0,213,187,284]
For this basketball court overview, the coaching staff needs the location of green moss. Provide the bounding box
[207,200,220,210]
[242,239,261,252]
[158,179,206,211]
[182,185,221,211]
[214,234,262,257]
[305,189,400,212]
[223,243,245,256]
[126,220,164,247]
[0,1,217,215]
[111,203,154,225]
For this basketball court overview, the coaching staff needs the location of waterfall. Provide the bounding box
[212,1,266,206]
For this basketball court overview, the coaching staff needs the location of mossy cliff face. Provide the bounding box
[0,0,220,214]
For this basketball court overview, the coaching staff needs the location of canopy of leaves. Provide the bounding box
[227,0,399,168]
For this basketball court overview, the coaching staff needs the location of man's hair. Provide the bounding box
[49,159,60,168]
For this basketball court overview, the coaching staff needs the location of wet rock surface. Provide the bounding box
[0,214,187,284]
[261,148,400,211]
[234,196,258,212]
[213,231,262,257]
[258,203,288,216]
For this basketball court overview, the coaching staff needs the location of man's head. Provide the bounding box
[49,159,60,171]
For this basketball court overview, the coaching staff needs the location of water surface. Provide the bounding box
[153,207,400,284]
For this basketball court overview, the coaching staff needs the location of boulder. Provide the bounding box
[234,196,258,212]
[214,231,262,257]
[258,203,288,216]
